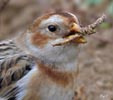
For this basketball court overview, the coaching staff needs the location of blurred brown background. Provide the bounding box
[0,0,113,100]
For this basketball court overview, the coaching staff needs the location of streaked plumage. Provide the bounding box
[0,11,85,100]
[0,40,34,99]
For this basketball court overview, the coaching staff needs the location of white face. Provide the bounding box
[24,13,80,65]
[26,35,79,63]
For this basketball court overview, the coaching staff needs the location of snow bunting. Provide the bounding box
[0,11,89,100]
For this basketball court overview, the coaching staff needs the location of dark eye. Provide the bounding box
[48,25,57,32]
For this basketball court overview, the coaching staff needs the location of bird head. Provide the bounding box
[18,12,86,64]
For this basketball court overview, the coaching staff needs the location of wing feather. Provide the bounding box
[0,40,34,92]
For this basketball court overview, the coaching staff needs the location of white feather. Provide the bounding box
[16,67,37,100]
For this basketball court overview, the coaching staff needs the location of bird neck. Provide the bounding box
[35,58,78,87]
[37,61,77,86]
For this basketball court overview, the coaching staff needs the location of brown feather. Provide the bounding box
[31,32,51,48]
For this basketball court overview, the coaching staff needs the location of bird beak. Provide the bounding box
[70,23,81,33]
[53,23,87,46]
[68,23,87,44]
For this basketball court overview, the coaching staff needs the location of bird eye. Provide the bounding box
[48,25,57,32]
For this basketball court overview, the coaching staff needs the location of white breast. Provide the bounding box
[16,67,37,100]
[39,83,75,100]
[15,66,75,100]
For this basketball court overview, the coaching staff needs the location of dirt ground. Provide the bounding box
[0,0,113,100]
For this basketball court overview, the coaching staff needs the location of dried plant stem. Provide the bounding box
[80,14,106,35]
[53,14,106,46]
[53,34,81,46]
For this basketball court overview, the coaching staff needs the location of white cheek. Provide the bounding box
[27,39,78,62]
[25,33,79,63]
[25,34,79,72]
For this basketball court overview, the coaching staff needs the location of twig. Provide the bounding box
[0,0,10,12]
[53,14,106,46]
[81,14,106,35]
[52,34,81,46]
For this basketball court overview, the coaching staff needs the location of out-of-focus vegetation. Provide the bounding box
[0,0,112,40]
[0,0,113,100]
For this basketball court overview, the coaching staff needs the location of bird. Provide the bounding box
[0,11,87,100]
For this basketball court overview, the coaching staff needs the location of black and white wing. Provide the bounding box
[0,40,34,99]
